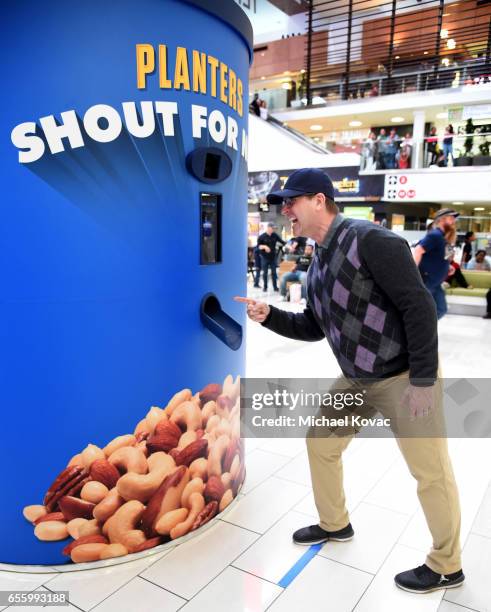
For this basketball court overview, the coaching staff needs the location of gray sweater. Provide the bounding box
[262,216,438,386]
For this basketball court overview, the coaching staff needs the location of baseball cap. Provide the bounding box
[433,208,460,221]
[267,168,335,205]
[267,222,276,228]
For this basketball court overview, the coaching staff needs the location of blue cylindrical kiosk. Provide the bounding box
[1,0,252,566]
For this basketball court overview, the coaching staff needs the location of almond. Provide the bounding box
[34,512,65,525]
[175,439,208,467]
[203,476,225,503]
[58,496,95,521]
[141,466,189,537]
[199,383,222,405]
[90,459,120,489]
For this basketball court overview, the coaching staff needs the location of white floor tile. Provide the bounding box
[222,477,309,534]
[0,571,56,596]
[363,458,419,515]
[140,521,257,600]
[274,452,311,487]
[397,508,431,553]
[293,492,318,518]
[471,483,491,539]
[179,566,282,612]
[242,449,292,494]
[257,438,306,458]
[46,555,168,611]
[353,544,444,612]
[92,576,185,612]
[233,510,317,584]
[318,502,411,574]
[268,554,372,612]
[444,533,491,612]
[437,601,475,612]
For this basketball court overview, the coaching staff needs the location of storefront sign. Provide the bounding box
[384,171,491,203]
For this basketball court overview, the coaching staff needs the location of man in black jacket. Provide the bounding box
[257,223,285,292]
[235,168,463,594]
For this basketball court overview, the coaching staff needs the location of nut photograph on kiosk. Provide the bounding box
[2,0,491,611]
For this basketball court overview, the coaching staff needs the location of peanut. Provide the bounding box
[34,521,68,541]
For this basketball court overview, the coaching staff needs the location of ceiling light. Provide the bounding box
[447,39,456,50]
[440,29,449,39]
[424,51,429,55]
[300,69,306,74]
[474,207,485,211]
[442,58,450,67]
[452,202,464,205]
[261,76,265,80]
[283,70,290,75]
[349,120,363,127]
[436,112,448,119]
[395,55,400,59]
[391,116,405,122]
[281,82,292,90]
[310,124,323,131]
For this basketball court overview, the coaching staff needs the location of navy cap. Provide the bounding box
[267,168,335,205]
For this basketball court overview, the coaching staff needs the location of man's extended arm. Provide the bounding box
[360,229,438,385]
[262,304,325,342]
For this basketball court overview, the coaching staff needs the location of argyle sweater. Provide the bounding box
[262,216,438,385]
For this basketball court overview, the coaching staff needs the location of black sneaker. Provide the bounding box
[394,564,465,594]
[293,523,354,546]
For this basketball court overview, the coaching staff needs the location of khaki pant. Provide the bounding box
[306,371,462,574]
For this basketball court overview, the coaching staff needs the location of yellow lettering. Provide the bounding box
[219,62,228,104]
[208,56,219,98]
[159,45,172,88]
[192,50,207,94]
[228,69,237,111]
[237,79,243,116]
[174,47,190,90]
[136,44,155,89]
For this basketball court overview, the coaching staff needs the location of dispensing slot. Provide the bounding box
[200,192,222,265]
[200,293,242,351]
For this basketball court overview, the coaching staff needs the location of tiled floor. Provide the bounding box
[1,283,490,612]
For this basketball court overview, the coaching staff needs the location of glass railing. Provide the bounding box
[359,132,491,171]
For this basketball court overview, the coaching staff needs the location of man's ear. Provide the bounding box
[315,193,326,210]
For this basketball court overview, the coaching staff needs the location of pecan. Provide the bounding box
[192,501,218,530]
[44,466,89,512]
[175,439,208,467]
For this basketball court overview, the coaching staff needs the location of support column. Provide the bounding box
[412,110,426,169]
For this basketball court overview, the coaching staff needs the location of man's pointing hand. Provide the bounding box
[234,296,270,323]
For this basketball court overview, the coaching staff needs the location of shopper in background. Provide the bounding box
[259,99,268,120]
[252,244,262,288]
[443,125,454,166]
[385,128,400,169]
[467,250,491,271]
[236,168,463,595]
[249,93,261,117]
[398,132,412,169]
[257,222,285,292]
[376,128,388,169]
[360,131,378,171]
[280,243,314,300]
[413,208,459,319]
[461,231,476,268]
[426,126,439,166]
[445,252,473,289]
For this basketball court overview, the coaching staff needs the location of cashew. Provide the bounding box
[67,518,88,539]
[23,505,46,523]
[155,508,189,535]
[71,543,108,563]
[177,430,197,450]
[109,446,148,475]
[216,418,232,438]
[105,500,146,552]
[99,543,128,559]
[117,452,176,502]
[230,455,241,480]
[34,521,68,541]
[134,418,151,438]
[81,444,105,468]
[93,487,125,522]
[221,473,232,490]
[208,434,230,477]
[201,401,217,426]
[78,519,101,538]
[219,489,234,512]
[81,481,109,504]
[170,493,205,539]
[181,477,205,508]
[103,434,136,458]
[223,374,240,403]
[205,414,220,434]
[189,457,208,481]
[145,406,166,434]
[164,388,192,416]
[171,401,202,432]
[67,453,83,467]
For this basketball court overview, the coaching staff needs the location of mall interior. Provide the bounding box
[1,1,491,611]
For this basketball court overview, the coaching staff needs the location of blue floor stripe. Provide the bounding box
[277,544,322,588]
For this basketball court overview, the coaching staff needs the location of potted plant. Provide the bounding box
[474,139,491,166]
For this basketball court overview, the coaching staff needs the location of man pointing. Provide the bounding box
[235,168,463,594]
